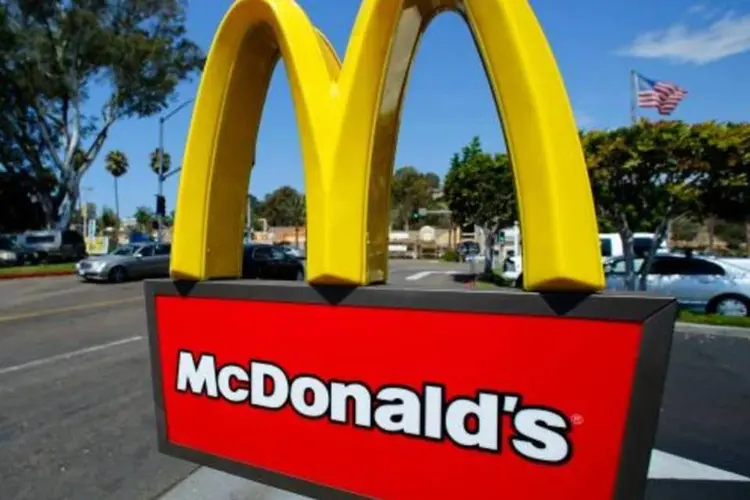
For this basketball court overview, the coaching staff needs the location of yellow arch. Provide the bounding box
[170,0,604,292]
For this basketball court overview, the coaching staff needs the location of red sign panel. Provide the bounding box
[152,293,653,499]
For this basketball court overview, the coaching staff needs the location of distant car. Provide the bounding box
[456,241,481,263]
[0,235,40,266]
[24,229,86,262]
[76,242,171,283]
[242,244,305,281]
[605,254,750,317]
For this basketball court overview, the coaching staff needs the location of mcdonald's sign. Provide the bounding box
[147,1,677,498]
[169,0,605,292]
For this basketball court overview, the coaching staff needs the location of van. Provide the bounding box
[502,232,669,286]
[23,229,86,262]
[599,233,668,260]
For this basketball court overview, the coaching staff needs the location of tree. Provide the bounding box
[0,171,47,232]
[134,206,154,232]
[104,150,129,226]
[150,148,172,177]
[0,1,204,228]
[443,137,517,273]
[583,120,701,290]
[99,206,118,230]
[390,166,437,230]
[258,186,305,228]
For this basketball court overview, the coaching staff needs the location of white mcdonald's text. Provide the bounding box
[175,351,573,464]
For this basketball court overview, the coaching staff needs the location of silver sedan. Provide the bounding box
[605,254,750,317]
[76,243,171,283]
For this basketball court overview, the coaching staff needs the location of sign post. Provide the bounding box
[145,1,676,499]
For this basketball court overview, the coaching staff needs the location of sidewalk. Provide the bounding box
[158,449,750,500]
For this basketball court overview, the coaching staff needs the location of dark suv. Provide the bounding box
[242,244,305,281]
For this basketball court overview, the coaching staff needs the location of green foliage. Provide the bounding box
[134,206,154,231]
[105,150,129,178]
[99,207,118,229]
[257,186,306,227]
[442,248,459,262]
[670,217,702,242]
[390,166,440,229]
[443,136,517,232]
[0,171,47,231]
[150,148,172,177]
[0,0,204,227]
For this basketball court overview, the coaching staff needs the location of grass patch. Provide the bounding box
[679,310,750,328]
[0,262,76,275]
[472,270,513,289]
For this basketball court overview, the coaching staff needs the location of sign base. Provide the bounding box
[146,280,676,500]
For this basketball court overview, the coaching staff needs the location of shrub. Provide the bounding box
[442,248,459,262]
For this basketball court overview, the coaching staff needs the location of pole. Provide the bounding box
[630,70,638,125]
[251,193,253,243]
[157,117,165,243]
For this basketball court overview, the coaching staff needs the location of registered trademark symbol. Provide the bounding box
[571,414,584,425]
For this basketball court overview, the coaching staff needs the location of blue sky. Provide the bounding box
[80,0,750,218]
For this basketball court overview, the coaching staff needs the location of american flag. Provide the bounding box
[635,73,688,115]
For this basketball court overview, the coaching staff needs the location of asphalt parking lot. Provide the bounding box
[0,261,748,499]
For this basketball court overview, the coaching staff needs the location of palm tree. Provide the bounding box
[149,148,172,177]
[104,150,129,228]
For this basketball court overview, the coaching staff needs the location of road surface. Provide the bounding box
[0,262,748,499]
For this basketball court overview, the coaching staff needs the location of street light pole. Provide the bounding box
[157,117,165,243]
[156,99,194,243]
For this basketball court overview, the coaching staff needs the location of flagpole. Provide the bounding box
[630,70,638,125]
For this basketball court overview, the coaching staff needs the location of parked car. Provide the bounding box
[23,229,86,262]
[242,244,305,281]
[605,254,750,316]
[0,235,40,266]
[76,242,171,283]
[279,245,305,259]
[456,240,481,263]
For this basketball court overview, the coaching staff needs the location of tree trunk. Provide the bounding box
[294,226,299,248]
[707,215,716,254]
[746,220,750,257]
[617,213,636,291]
[114,177,120,230]
[483,230,495,275]
[637,218,669,291]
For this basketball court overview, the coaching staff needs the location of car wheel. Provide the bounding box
[707,294,750,317]
[514,274,524,289]
[108,266,128,284]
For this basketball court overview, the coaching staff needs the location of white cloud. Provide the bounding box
[687,3,722,20]
[618,10,750,64]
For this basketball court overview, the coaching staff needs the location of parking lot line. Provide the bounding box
[0,336,143,376]
[0,297,142,323]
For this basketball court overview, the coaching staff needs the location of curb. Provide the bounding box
[675,321,750,339]
[0,270,75,280]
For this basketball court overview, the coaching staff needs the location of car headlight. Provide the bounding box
[0,250,16,260]
[88,261,108,272]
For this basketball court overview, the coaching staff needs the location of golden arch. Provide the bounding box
[170,0,605,292]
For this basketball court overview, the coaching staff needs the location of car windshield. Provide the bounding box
[110,245,139,256]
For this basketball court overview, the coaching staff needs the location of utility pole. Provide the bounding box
[246,194,253,243]
[156,99,193,243]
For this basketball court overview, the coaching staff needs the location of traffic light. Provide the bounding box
[156,195,166,216]
[498,231,505,243]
